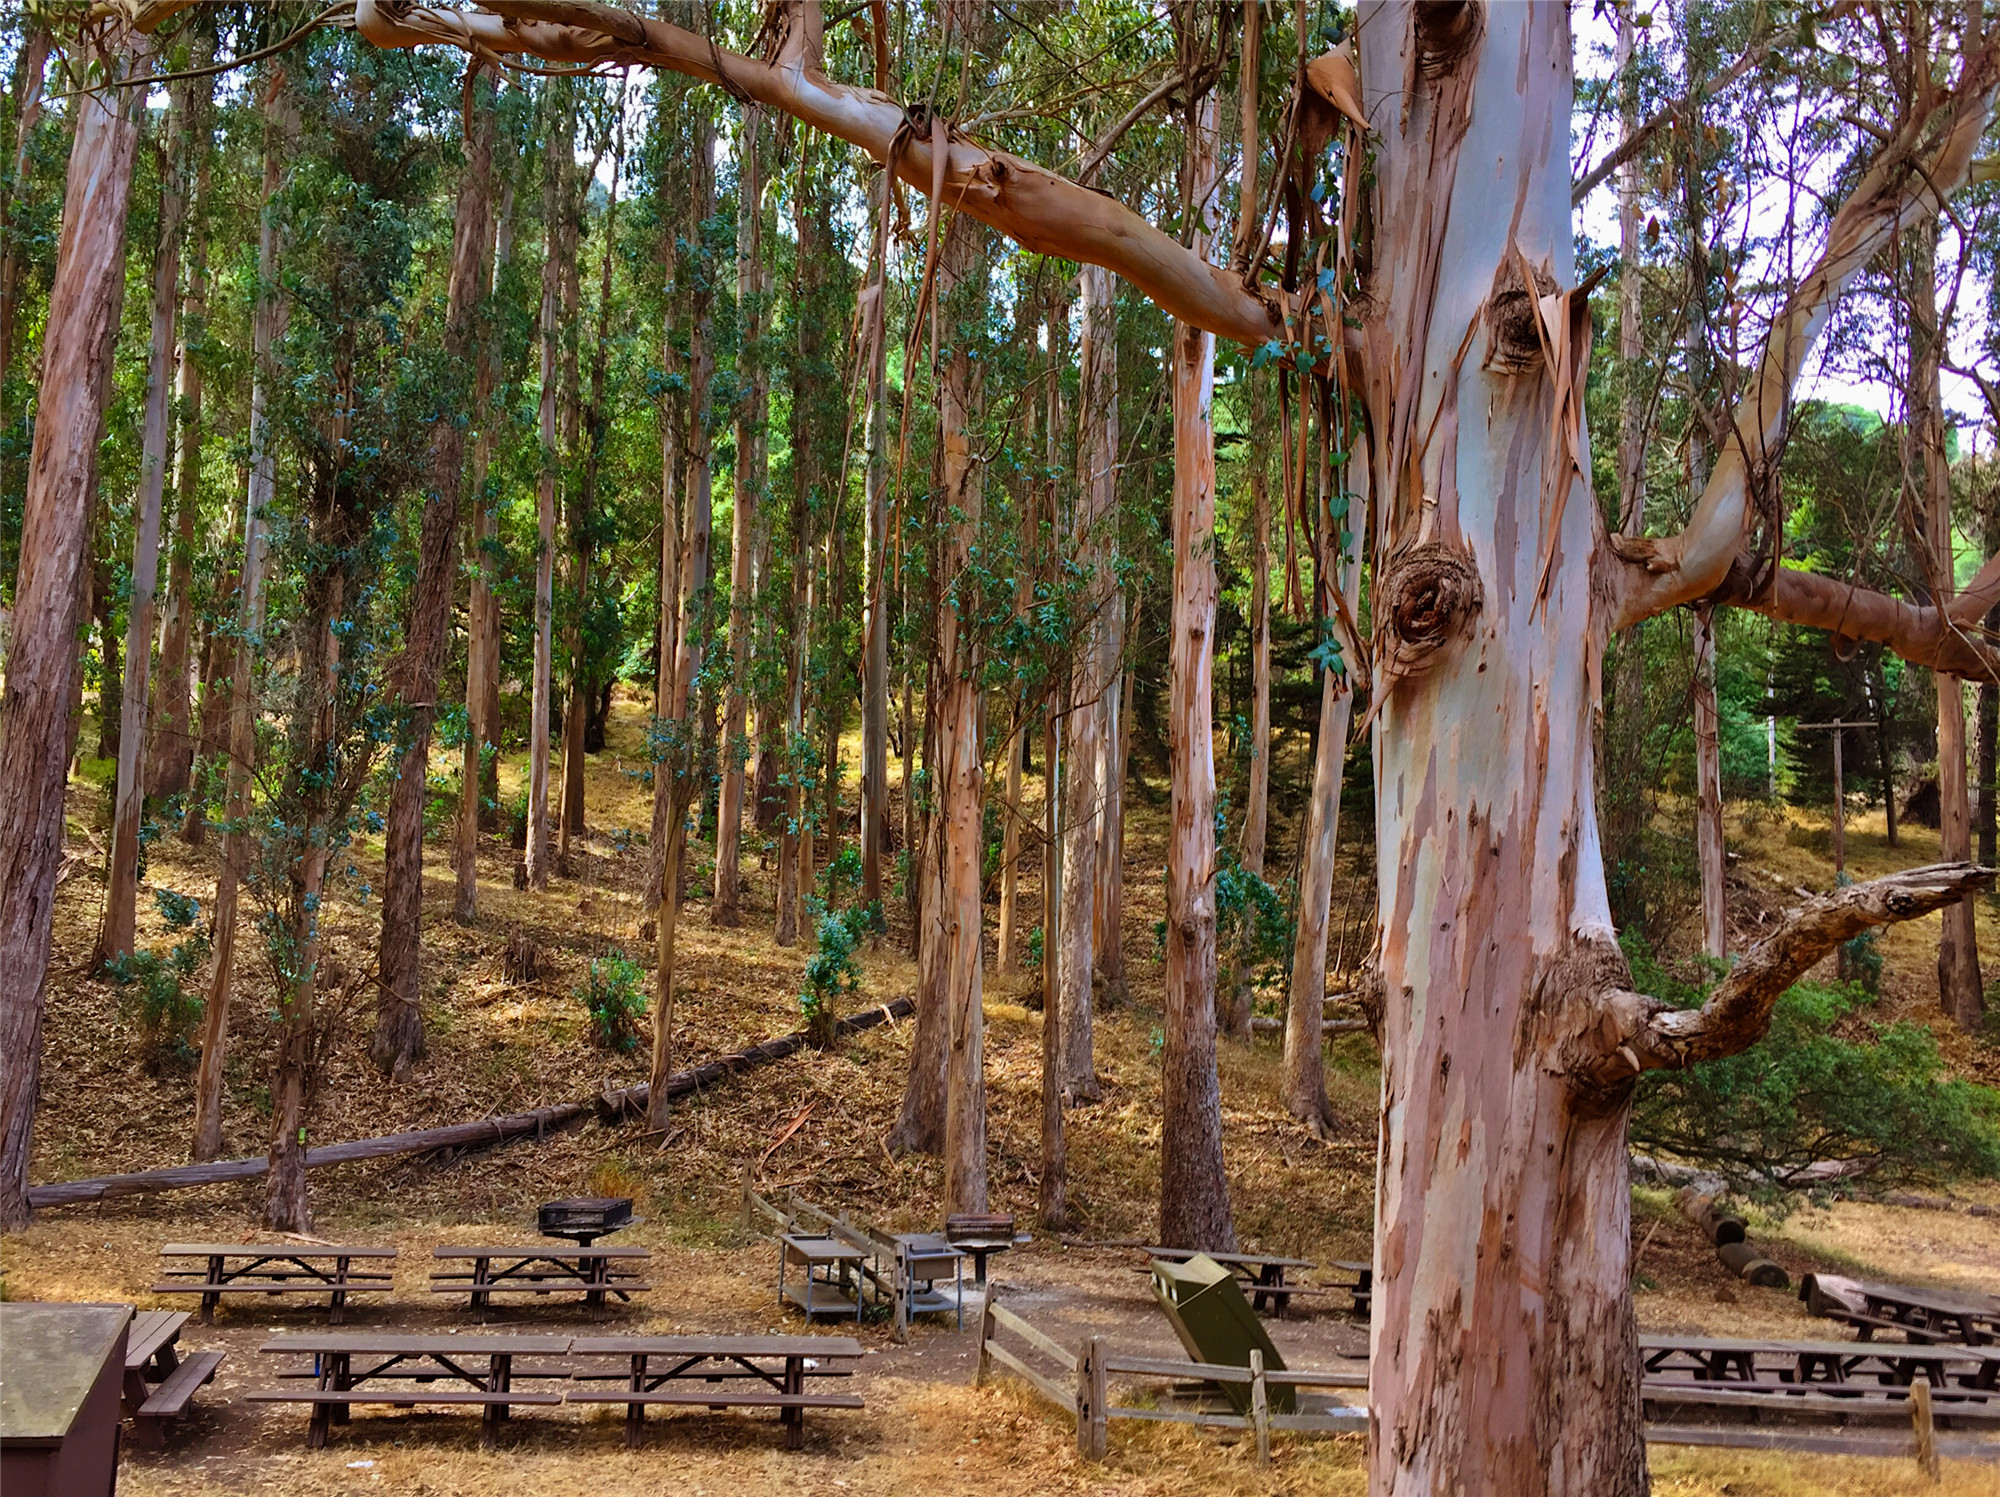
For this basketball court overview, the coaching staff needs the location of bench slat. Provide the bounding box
[567,1390,863,1409]
[150,1282,391,1295]
[162,1243,397,1258]
[428,1280,652,1295]
[136,1350,224,1418]
[245,1390,563,1406]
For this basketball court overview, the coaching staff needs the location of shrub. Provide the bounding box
[799,891,883,1047]
[575,951,647,1052]
[105,889,211,1071]
[1626,933,2000,1194]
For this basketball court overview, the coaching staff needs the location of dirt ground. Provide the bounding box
[7,697,1999,1493]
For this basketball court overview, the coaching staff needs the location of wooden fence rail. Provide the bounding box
[975,1297,1366,1465]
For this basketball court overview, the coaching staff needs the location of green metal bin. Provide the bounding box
[1150,1254,1296,1415]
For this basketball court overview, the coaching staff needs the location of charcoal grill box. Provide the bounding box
[1,1302,129,1497]
[538,1197,635,1243]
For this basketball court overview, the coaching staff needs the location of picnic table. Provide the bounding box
[1328,1260,1373,1317]
[779,1234,871,1322]
[567,1334,865,1448]
[122,1309,224,1448]
[1640,1334,2000,1393]
[430,1244,650,1310]
[1140,1248,1317,1316]
[151,1243,395,1323]
[249,1331,570,1448]
[1800,1273,2000,1345]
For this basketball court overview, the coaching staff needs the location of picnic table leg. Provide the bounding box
[331,1352,353,1426]
[625,1354,646,1449]
[784,1356,804,1450]
[585,1255,606,1311]
[483,1354,511,1449]
[203,1255,224,1324]
[472,1256,490,1312]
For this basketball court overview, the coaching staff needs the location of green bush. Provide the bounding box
[105,889,210,1071]
[799,903,878,1047]
[575,951,647,1052]
[1626,934,2000,1194]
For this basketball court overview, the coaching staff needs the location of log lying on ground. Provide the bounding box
[1717,1241,1791,1289]
[27,997,914,1210]
[1676,1185,1747,1247]
[1249,1017,1372,1036]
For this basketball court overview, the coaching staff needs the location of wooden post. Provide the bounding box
[974,1296,996,1387]
[1831,726,1845,875]
[1911,1377,1939,1483]
[740,1163,752,1230]
[1250,1347,1271,1466]
[1074,1335,1107,1461]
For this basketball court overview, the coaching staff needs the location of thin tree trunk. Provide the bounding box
[0,21,49,390]
[454,179,504,925]
[1100,657,1132,985]
[858,170,891,911]
[1159,77,1231,1252]
[936,208,989,1218]
[194,82,289,1164]
[0,28,145,1230]
[1038,707,1065,1226]
[525,87,571,891]
[1059,258,1118,1103]
[1911,223,1983,1030]
[647,111,716,1132]
[149,111,211,803]
[373,67,494,1077]
[1240,465,1272,874]
[93,552,121,763]
[1284,420,1367,1133]
[1693,609,1726,957]
[715,105,766,926]
[556,125,598,868]
[97,78,195,969]
[476,174,512,830]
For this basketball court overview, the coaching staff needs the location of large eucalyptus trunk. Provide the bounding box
[193,81,288,1164]
[0,31,145,1229]
[374,70,493,1076]
[1359,8,1641,1490]
[1158,81,1231,1251]
[98,77,195,969]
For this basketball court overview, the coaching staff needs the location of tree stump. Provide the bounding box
[503,931,541,985]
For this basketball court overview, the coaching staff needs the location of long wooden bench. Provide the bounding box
[430,1245,649,1309]
[568,1389,865,1411]
[132,1351,225,1449]
[1642,1383,2000,1424]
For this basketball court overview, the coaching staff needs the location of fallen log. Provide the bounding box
[27,996,915,1211]
[1248,1017,1373,1036]
[1717,1241,1790,1289]
[1676,1185,1747,1247]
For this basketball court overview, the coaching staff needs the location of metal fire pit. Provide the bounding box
[945,1212,1026,1287]
[537,1197,637,1246]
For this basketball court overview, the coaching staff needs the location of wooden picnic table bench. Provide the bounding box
[250,1331,572,1448]
[1798,1273,2000,1346]
[121,1308,224,1449]
[430,1244,650,1310]
[567,1334,866,1449]
[1139,1248,1316,1316]
[151,1243,396,1323]
[1639,1334,2000,1392]
[778,1234,872,1322]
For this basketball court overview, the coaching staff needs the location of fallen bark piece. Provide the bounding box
[1717,1241,1790,1288]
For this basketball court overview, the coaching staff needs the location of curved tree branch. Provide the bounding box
[354,0,1286,347]
[1719,555,2000,684]
[1612,863,1993,1074]
[1607,26,2000,635]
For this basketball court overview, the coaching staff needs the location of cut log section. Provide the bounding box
[1716,1241,1790,1289]
[1676,1186,1747,1247]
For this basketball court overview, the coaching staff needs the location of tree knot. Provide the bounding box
[1414,1,1484,78]
[1378,542,1482,681]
